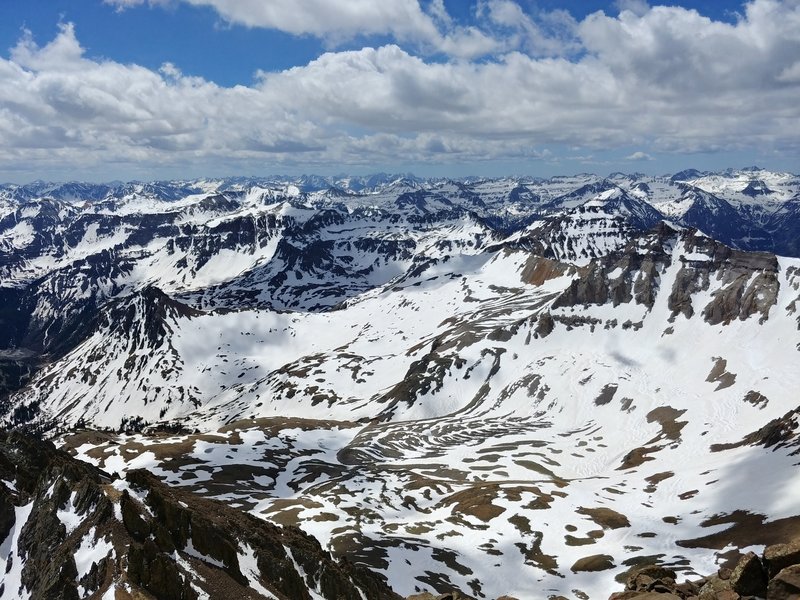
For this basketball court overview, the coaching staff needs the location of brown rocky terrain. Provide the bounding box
[609,542,800,600]
[0,430,400,599]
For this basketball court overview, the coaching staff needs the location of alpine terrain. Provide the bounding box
[1,167,799,600]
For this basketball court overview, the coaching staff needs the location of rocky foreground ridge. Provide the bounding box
[7,423,800,600]
[0,430,400,600]
[411,542,800,600]
[607,543,800,600]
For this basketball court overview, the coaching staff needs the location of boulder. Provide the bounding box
[764,539,800,579]
[674,580,701,597]
[626,565,678,590]
[571,554,616,572]
[767,564,800,599]
[698,575,733,600]
[729,551,766,596]
[610,594,682,600]
[629,574,656,591]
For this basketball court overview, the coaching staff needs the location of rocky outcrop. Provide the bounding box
[0,431,401,600]
[668,232,780,324]
[549,224,783,323]
[710,406,800,453]
[608,540,800,600]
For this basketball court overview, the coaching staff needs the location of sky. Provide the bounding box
[0,0,798,182]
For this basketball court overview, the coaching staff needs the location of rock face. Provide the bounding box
[0,431,401,600]
[669,233,780,324]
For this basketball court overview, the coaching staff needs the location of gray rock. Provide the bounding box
[767,564,800,599]
[765,539,800,578]
[729,551,766,596]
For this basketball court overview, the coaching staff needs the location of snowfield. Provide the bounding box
[2,170,800,599]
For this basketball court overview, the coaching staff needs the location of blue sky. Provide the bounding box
[0,1,743,86]
[0,0,797,182]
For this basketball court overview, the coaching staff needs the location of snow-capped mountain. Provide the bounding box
[1,168,799,599]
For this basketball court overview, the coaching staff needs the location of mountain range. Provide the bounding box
[0,168,799,599]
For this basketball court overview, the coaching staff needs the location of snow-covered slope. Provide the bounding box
[1,170,800,599]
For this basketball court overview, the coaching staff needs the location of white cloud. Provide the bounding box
[105,0,501,59]
[777,60,800,82]
[102,0,582,60]
[626,151,654,161]
[614,0,650,17]
[482,0,580,56]
[183,0,439,40]
[2,1,800,179]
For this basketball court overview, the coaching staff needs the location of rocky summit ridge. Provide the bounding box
[0,169,799,599]
[0,430,399,600]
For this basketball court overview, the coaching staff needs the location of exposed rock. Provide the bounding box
[706,357,737,391]
[0,431,401,600]
[713,591,741,600]
[571,554,616,572]
[553,264,611,308]
[633,257,661,307]
[743,390,769,409]
[534,312,555,338]
[674,580,701,597]
[405,594,474,600]
[520,256,569,286]
[623,565,681,597]
[729,551,767,596]
[764,539,800,578]
[594,384,619,406]
[578,506,631,530]
[667,231,780,324]
[703,270,780,325]
[610,593,682,600]
[710,407,800,452]
[698,574,733,600]
[668,264,707,319]
[404,593,474,600]
[767,564,800,599]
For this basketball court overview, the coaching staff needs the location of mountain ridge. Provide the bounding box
[1,168,799,599]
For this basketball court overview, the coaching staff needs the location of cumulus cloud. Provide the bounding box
[105,0,501,59]
[2,1,800,178]
[614,0,650,17]
[481,0,580,56]
[103,0,582,60]
[626,151,654,161]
